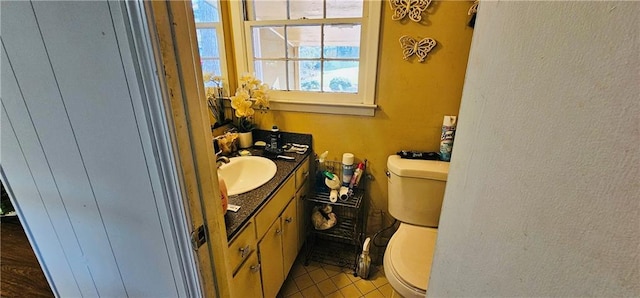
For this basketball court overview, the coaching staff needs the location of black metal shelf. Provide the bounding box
[304,239,359,272]
[303,159,368,274]
[309,217,357,242]
[305,188,364,209]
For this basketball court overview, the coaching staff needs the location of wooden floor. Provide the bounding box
[1,216,54,298]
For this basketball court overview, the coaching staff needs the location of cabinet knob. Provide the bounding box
[250,264,261,273]
[239,245,251,258]
[285,217,293,223]
[276,228,282,235]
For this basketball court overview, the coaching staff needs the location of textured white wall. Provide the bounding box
[429,1,639,297]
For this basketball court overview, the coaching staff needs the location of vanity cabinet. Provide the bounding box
[259,189,300,298]
[255,178,295,239]
[231,252,262,298]
[228,220,256,274]
[281,199,298,277]
[229,221,261,298]
[229,156,310,298]
[295,160,310,252]
[259,219,285,298]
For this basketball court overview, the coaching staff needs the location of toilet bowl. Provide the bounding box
[384,155,449,297]
[384,223,437,297]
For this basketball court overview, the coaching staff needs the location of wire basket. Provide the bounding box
[312,159,367,197]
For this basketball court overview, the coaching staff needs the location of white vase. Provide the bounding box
[238,131,253,149]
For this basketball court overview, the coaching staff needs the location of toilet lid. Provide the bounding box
[387,224,438,291]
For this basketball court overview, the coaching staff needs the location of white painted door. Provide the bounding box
[1,1,202,296]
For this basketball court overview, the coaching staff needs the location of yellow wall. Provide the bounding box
[235,2,473,226]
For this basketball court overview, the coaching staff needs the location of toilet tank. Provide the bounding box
[387,155,449,227]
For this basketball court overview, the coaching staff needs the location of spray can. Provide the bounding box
[341,153,355,187]
[439,116,457,161]
[270,125,281,149]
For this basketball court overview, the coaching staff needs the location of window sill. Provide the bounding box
[268,100,377,117]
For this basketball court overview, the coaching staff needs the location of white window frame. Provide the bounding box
[193,0,231,94]
[229,0,382,116]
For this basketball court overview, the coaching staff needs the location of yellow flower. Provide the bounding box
[254,98,268,110]
[234,101,254,117]
[230,89,255,117]
[230,74,271,125]
[239,73,262,90]
[203,72,212,83]
[212,76,223,86]
[253,84,270,108]
[239,73,254,86]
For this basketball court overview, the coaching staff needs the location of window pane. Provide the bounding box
[196,29,219,58]
[287,61,298,90]
[323,60,358,93]
[251,0,287,20]
[202,59,222,86]
[252,27,286,59]
[326,0,363,18]
[286,26,321,58]
[192,0,219,22]
[323,24,361,58]
[292,60,321,91]
[289,0,323,20]
[297,46,322,59]
[255,60,287,90]
[323,46,360,59]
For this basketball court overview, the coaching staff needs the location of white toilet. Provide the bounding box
[384,155,449,298]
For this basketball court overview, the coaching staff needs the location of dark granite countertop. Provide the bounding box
[224,130,312,242]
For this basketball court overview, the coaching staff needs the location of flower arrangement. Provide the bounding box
[230,73,270,132]
[203,73,226,127]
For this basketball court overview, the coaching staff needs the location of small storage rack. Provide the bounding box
[303,158,367,275]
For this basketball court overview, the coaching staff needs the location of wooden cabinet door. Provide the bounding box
[258,220,284,298]
[295,181,309,251]
[282,199,298,278]
[230,252,262,298]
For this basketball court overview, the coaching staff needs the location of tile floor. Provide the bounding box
[277,256,393,298]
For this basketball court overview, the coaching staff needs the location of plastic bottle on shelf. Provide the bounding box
[315,151,329,191]
[342,153,355,187]
[349,162,365,189]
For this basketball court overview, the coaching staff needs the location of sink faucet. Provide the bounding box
[216,156,230,168]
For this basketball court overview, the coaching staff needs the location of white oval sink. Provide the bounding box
[218,156,277,196]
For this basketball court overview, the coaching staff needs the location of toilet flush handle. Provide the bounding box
[385,170,391,178]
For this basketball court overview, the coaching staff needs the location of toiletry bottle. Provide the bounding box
[270,125,281,149]
[315,151,329,191]
[342,153,355,187]
[349,162,365,189]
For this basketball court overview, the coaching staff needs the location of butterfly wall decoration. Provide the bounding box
[389,0,432,23]
[399,35,437,62]
[468,0,479,28]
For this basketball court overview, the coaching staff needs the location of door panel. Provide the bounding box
[282,199,298,277]
[258,220,284,298]
[231,253,262,298]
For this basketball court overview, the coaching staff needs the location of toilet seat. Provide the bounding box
[384,223,438,298]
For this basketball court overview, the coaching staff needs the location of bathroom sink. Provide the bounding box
[217,156,277,196]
